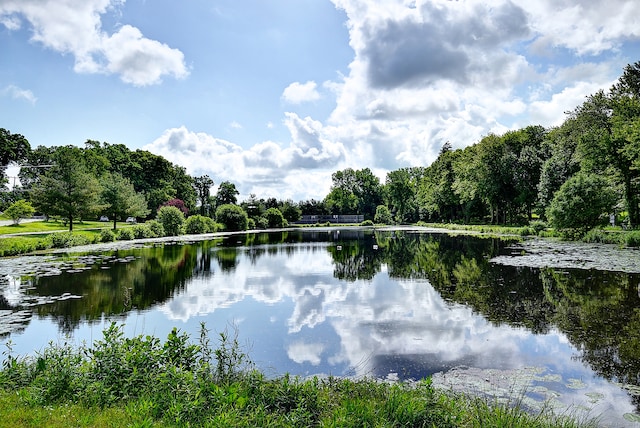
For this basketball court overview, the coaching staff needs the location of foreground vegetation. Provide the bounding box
[0,323,594,428]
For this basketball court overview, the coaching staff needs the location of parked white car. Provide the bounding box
[99,215,109,222]
[126,217,137,224]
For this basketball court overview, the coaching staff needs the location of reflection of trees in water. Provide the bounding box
[10,228,640,411]
[30,244,200,334]
[541,269,640,399]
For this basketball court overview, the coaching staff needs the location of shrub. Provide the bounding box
[131,224,153,239]
[529,220,547,234]
[374,205,393,224]
[116,228,134,241]
[546,173,616,233]
[360,219,374,226]
[157,206,185,236]
[264,208,285,228]
[185,215,215,234]
[247,218,256,230]
[50,232,91,248]
[624,231,640,247]
[4,200,35,225]
[145,220,165,238]
[255,217,268,229]
[99,229,116,243]
[215,204,248,231]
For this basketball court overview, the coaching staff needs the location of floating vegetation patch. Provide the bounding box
[491,238,640,273]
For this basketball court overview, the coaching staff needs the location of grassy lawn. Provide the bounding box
[0,220,130,235]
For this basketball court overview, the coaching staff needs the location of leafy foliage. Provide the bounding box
[374,204,393,224]
[101,172,149,230]
[216,204,248,231]
[185,214,218,234]
[546,173,617,233]
[30,146,105,231]
[4,199,35,225]
[157,206,185,236]
[263,207,285,228]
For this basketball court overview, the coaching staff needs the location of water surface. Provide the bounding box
[1,228,640,426]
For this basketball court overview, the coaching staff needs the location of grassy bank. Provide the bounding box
[418,221,640,247]
[0,324,594,428]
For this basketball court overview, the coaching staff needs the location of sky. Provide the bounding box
[1,0,640,201]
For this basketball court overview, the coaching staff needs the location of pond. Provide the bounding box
[2,227,640,426]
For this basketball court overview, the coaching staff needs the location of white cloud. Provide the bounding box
[2,85,37,104]
[282,81,322,104]
[144,119,346,201]
[0,0,188,86]
[287,341,325,365]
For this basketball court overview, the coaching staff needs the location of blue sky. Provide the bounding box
[1,0,640,201]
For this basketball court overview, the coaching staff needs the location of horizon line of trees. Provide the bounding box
[2,62,640,233]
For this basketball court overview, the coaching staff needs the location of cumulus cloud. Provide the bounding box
[2,85,37,104]
[144,118,346,200]
[0,0,188,86]
[282,81,322,104]
[318,0,638,171]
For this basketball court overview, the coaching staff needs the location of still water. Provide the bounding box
[2,227,640,425]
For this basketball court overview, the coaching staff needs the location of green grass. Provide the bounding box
[0,220,130,235]
[0,323,595,428]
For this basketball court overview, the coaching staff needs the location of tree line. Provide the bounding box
[2,62,640,234]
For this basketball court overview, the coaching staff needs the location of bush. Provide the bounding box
[624,231,640,247]
[264,207,285,228]
[99,229,116,242]
[247,218,256,230]
[255,217,268,229]
[529,220,547,234]
[116,228,134,241]
[4,200,35,225]
[157,206,185,236]
[374,205,393,224]
[50,232,91,248]
[131,224,153,239]
[145,220,165,238]
[360,219,374,226]
[546,173,616,233]
[185,215,216,234]
[215,204,248,231]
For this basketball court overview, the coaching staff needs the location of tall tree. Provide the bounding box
[30,146,104,231]
[193,175,214,215]
[573,62,640,226]
[0,128,30,187]
[386,168,419,223]
[101,172,150,230]
[215,181,239,206]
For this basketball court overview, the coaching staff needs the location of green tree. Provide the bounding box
[280,200,301,223]
[386,168,420,223]
[0,128,30,187]
[572,62,640,226]
[264,207,285,228]
[418,142,459,221]
[18,145,56,189]
[101,172,150,230]
[4,199,35,225]
[193,175,214,216]
[157,205,185,236]
[324,168,384,219]
[536,124,581,217]
[546,172,617,233]
[374,205,393,224]
[215,204,248,231]
[30,146,104,231]
[215,181,239,206]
